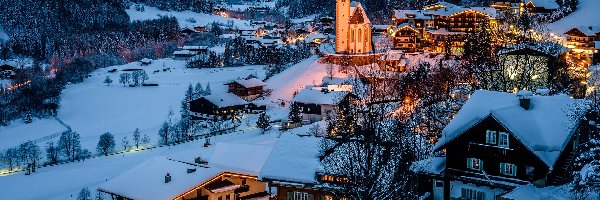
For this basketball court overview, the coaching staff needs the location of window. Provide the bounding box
[500,163,517,176]
[499,132,509,148]
[226,195,230,200]
[292,192,311,200]
[435,180,444,187]
[241,178,247,185]
[461,188,484,200]
[467,158,482,171]
[485,130,497,144]
[526,165,535,176]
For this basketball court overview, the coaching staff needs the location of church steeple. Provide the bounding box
[335,0,350,53]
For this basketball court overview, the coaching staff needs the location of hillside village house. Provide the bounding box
[391,2,497,54]
[183,46,209,54]
[99,134,344,200]
[492,0,559,14]
[189,93,249,120]
[291,88,354,123]
[224,78,266,101]
[414,90,588,200]
[564,26,600,65]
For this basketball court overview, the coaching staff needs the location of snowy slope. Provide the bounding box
[0,128,278,200]
[267,56,345,102]
[547,0,600,35]
[57,59,264,150]
[126,5,252,29]
[0,119,67,150]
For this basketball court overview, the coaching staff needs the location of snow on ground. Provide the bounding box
[547,0,600,35]
[267,56,344,103]
[0,128,279,200]
[57,59,264,150]
[0,118,67,150]
[126,4,252,29]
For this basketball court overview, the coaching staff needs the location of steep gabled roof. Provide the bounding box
[527,0,560,10]
[291,88,350,105]
[433,90,588,168]
[228,78,267,88]
[349,2,371,24]
[202,93,248,108]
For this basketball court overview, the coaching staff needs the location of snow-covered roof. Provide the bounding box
[98,157,224,200]
[393,10,431,20]
[372,24,391,29]
[498,42,567,57]
[434,90,587,168]
[208,143,274,175]
[230,78,266,88]
[410,156,446,175]
[259,133,323,184]
[527,0,560,9]
[173,50,197,56]
[502,184,576,200]
[429,28,465,35]
[292,88,350,105]
[575,26,600,36]
[140,58,152,63]
[203,93,248,107]
[321,77,358,86]
[182,46,208,50]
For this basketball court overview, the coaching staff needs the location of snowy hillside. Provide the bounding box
[126,4,252,29]
[547,0,600,35]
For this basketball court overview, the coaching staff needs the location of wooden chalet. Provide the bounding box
[391,24,421,52]
[291,88,354,123]
[182,46,209,54]
[224,78,266,101]
[417,90,588,200]
[189,93,249,120]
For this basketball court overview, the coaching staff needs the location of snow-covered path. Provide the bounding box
[267,56,341,102]
[547,0,600,35]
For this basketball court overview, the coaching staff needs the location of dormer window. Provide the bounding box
[499,132,509,148]
[467,158,482,171]
[485,130,497,144]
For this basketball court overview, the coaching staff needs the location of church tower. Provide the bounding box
[335,0,350,53]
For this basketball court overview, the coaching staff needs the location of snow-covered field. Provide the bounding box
[126,4,252,29]
[0,119,67,150]
[547,0,600,35]
[0,127,281,200]
[57,59,264,150]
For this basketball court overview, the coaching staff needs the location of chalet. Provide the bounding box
[182,46,209,54]
[173,50,198,60]
[189,93,249,120]
[291,88,353,123]
[140,58,152,66]
[417,90,588,200]
[98,142,276,200]
[225,78,266,101]
[181,27,196,35]
[564,26,599,50]
[371,24,391,36]
[390,2,497,54]
[259,133,344,200]
[524,0,559,13]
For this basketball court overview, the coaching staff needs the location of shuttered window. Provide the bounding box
[467,158,483,171]
[461,188,484,200]
[500,163,517,176]
[499,132,509,148]
[485,130,497,144]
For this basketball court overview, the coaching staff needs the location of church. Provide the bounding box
[335,0,372,54]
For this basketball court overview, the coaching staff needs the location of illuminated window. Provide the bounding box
[467,158,482,170]
[500,163,517,176]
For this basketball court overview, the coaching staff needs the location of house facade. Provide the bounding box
[419,90,588,200]
[291,88,353,123]
[225,78,266,101]
[391,2,497,54]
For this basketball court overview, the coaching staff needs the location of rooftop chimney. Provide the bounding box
[517,90,533,110]
[165,173,172,183]
[590,26,593,30]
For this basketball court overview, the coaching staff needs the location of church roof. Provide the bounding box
[349,2,370,24]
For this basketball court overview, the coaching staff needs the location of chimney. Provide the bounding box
[165,173,172,183]
[517,90,533,110]
[590,26,593,30]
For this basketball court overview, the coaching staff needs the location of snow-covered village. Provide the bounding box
[0,0,600,199]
